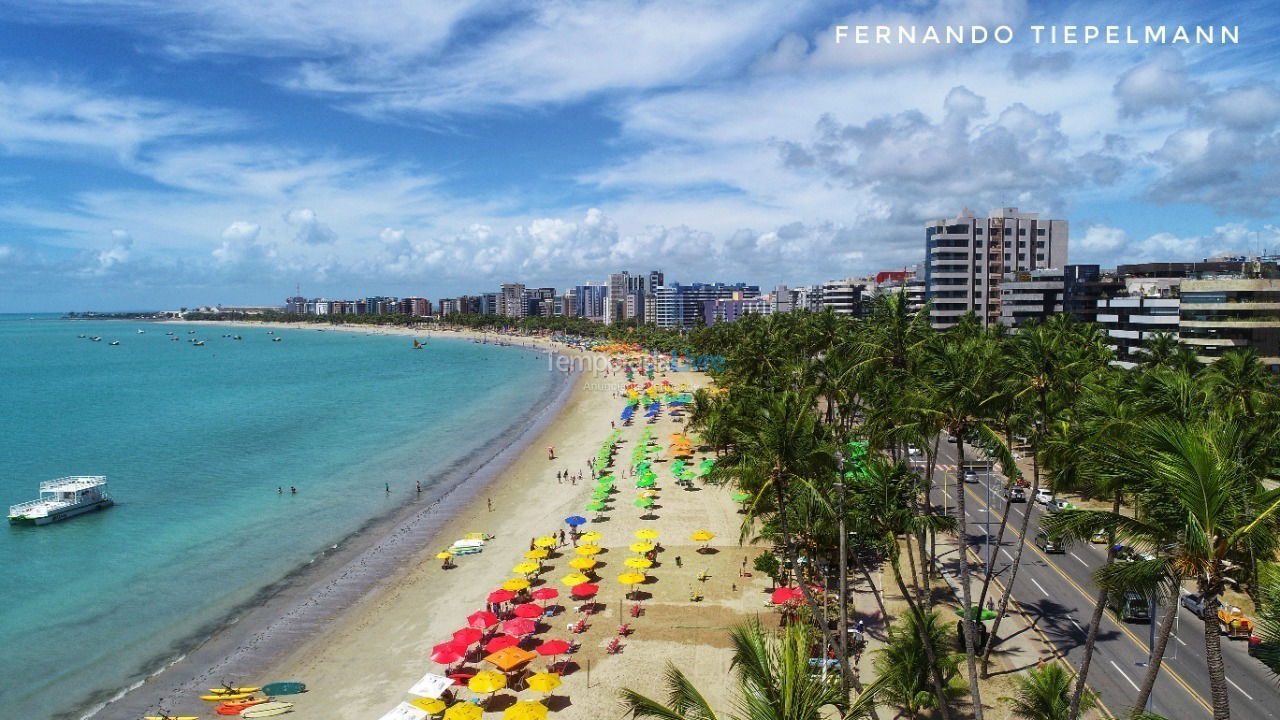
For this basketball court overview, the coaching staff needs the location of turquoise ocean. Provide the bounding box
[0,315,560,719]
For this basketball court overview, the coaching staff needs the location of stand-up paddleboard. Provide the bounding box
[259,682,306,696]
[240,702,294,717]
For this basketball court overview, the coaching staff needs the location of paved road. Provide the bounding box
[929,438,1280,720]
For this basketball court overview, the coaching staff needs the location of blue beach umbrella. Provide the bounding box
[564,515,587,527]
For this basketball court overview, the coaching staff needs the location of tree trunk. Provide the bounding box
[1068,492,1121,719]
[1203,587,1230,720]
[979,453,1039,677]
[904,531,923,605]
[891,552,954,720]
[1132,590,1179,715]
[953,436,985,720]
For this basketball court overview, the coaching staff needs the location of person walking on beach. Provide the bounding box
[559,529,565,544]
[487,497,493,512]
[547,445,556,460]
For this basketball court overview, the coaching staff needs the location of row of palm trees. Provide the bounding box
[614,298,1280,720]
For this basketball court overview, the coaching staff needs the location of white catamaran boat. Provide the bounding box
[8,476,113,525]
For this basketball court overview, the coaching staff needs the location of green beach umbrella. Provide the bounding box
[586,501,606,512]
[732,491,752,503]
[636,477,656,488]
[634,497,655,508]
[955,606,998,621]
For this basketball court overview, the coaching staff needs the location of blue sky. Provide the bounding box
[2,0,1280,311]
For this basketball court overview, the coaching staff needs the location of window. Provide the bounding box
[1004,228,1012,236]
[975,228,983,235]
[1037,228,1046,236]
[1036,240,1045,248]
[1005,241,1011,248]
[1004,254,1011,262]
[1019,228,1027,235]
[1037,253,1045,261]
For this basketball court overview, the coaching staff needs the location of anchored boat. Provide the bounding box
[8,476,113,525]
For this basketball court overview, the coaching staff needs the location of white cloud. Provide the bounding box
[284,207,337,245]
[1113,50,1200,118]
[1080,225,1127,252]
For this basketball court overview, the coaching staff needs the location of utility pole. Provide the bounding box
[835,450,850,696]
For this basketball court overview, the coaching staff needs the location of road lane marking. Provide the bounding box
[1070,552,1088,566]
[1228,678,1254,700]
[1030,577,1049,596]
[1109,660,1141,691]
[1070,618,1085,633]
[1002,548,1015,562]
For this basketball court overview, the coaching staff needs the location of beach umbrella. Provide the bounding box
[568,556,597,571]
[731,491,751,503]
[575,544,603,556]
[618,572,647,586]
[623,557,653,570]
[503,617,537,636]
[501,578,531,592]
[513,603,543,619]
[467,670,507,695]
[485,635,520,653]
[410,697,447,715]
[585,501,606,512]
[955,606,999,621]
[629,541,655,553]
[534,639,571,657]
[691,530,716,543]
[453,627,483,646]
[512,562,541,576]
[633,497,654,508]
[487,589,516,605]
[570,583,599,598]
[443,703,482,720]
[560,572,591,586]
[531,587,559,602]
[579,531,603,543]
[523,549,549,560]
[484,645,537,672]
[534,536,557,548]
[638,489,658,499]
[564,515,587,527]
[635,528,659,540]
[503,700,548,720]
[525,672,562,695]
[436,551,454,560]
[430,642,466,665]
[467,610,498,630]
[770,587,799,604]
[635,477,656,488]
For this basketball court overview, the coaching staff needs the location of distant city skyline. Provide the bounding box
[2,2,1280,311]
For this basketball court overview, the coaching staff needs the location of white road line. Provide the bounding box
[1070,618,1085,633]
[1001,548,1015,562]
[1030,578,1049,596]
[1109,660,1141,691]
[1173,633,1187,647]
[1228,678,1255,700]
[1069,552,1088,566]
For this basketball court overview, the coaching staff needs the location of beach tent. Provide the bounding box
[407,672,455,699]
[377,701,428,720]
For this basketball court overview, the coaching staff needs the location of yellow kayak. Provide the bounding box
[200,691,255,701]
[207,687,260,694]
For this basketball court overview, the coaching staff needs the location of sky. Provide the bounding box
[2,0,1280,311]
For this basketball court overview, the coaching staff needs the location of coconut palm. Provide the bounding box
[1002,663,1095,720]
[618,621,884,720]
[872,608,964,719]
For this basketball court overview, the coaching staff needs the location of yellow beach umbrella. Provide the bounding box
[618,572,647,586]
[638,489,659,498]
[561,572,592,586]
[436,551,454,560]
[501,578,530,592]
[629,541,655,554]
[524,549,549,560]
[534,536,557,548]
[635,528,659,540]
[575,544,602,556]
[444,703,483,720]
[512,561,541,575]
[568,557,597,570]
[525,672,562,694]
[579,531,603,543]
[468,670,508,694]
[691,530,716,543]
[624,556,652,570]
[411,697,447,714]
[503,700,549,720]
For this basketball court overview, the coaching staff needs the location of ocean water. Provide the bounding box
[0,315,560,719]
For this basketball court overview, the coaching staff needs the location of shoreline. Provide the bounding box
[91,322,587,720]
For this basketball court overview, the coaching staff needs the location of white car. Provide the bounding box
[1034,489,1053,504]
[907,445,922,457]
[1181,592,1219,619]
[962,469,979,483]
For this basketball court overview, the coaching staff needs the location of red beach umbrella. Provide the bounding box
[570,583,599,598]
[503,617,537,636]
[453,627,483,646]
[535,639,571,656]
[513,603,543,619]
[771,587,798,604]
[485,634,521,653]
[431,641,466,665]
[531,587,559,602]
[467,610,499,629]
[487,589,516,604]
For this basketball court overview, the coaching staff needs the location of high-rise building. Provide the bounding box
[605,272,630,324]
[498,283,527,318]
[704,295,774,325]
[998,269,1065,328]
[574,284,608,322]
[653,282,760,328]
[924,207,1068,328]
[1180,269,1280,367]
[821,278,866,316]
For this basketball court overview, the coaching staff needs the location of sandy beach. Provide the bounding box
[138,321,771,720]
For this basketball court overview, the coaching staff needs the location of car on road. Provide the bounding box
[962,469,979,483]
[1115,545,1156,563]
[907,444,922,457]
[1090,530,1109,544]
[1004,486,1027,502]
[1046,498,1074,513]
[1034,488,1053,504]
[1110,591,1151,623]
[1035,528,1066,553]
[1182,592,1220,619]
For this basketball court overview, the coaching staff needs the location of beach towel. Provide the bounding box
[377,702,428,720]
[407,672,454,699]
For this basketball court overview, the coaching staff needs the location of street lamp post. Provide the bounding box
[985,460,992,577]
[834,450,850,694]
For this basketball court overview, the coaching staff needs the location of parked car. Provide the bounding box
[1035,529,1065,554]
[1110,591,1151,623]
[962,469,979,483]
[1004,486,1027,503]
[907,444,922,457]
[1046,498,1074,513]
[1182,592,1219,619]
[1034,488,1053,504]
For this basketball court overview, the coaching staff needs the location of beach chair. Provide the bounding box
[606,637,622,654]
[617,623,632,636]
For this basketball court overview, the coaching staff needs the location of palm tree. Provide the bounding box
[618,621,884,720]
[1002,663,1095,720]
[1138,332,1200,374]
[1203,348,1274,419]
[872,608,964,719]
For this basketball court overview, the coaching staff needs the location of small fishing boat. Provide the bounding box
[8,477,113,525]
[77,334,86,338]
[271,337,281,343]
[90,336,101,342]
[137,329,145,334]
[233,335,242,340]
[240,702,293,717]
[259,682,305,696]
[412,339,423,349]
[109,341,120,346]
[188,330,196,334]
[193,340,205,346]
